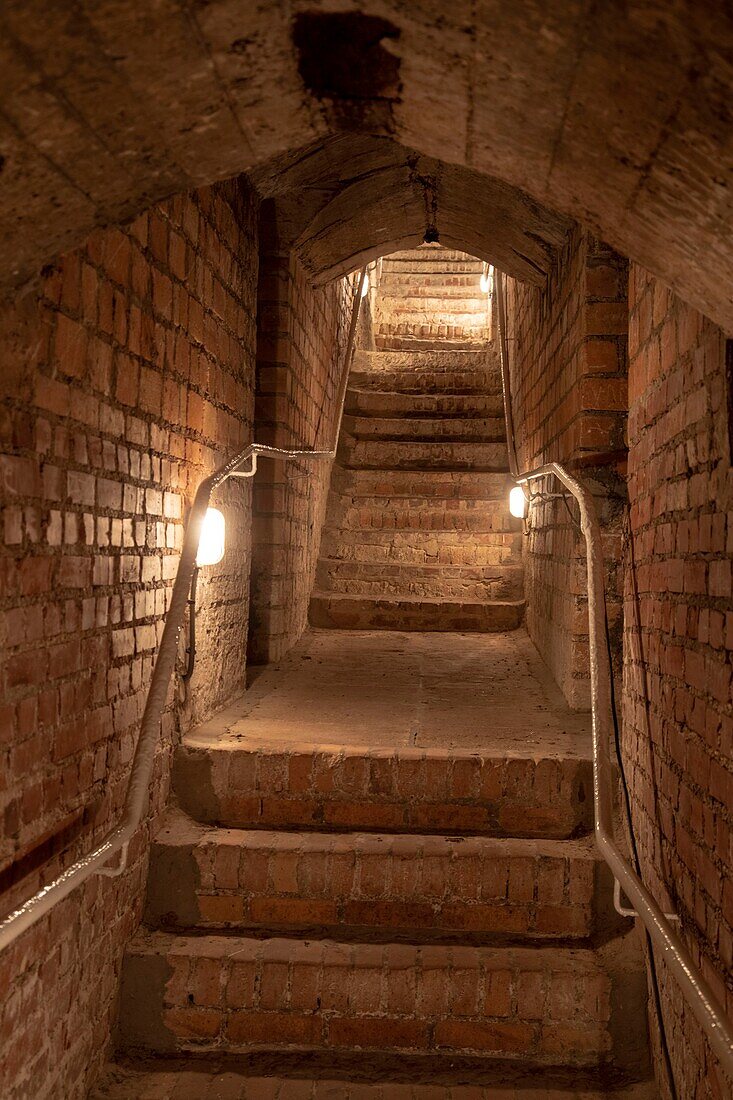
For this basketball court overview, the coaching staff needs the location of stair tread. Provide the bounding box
[92,1061,659,1099]
[182,631,591,760]
[321,530,520,544]
[128,927,623,969]
[154,807,599,859]
[311,592,525,608]
[330,471,513,499]
[353,350,493,368]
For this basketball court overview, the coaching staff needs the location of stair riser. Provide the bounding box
[378,302,488,318]
[377,284,487,298]
[331,471,513,500]
[320,527,522,549]
[342,441,509,471]
[376,337,486,352]
[380,262,482,275]
[350,371,501,396]
[377,320,488,336]
[317,545,521,569]
[174,745,591,840]
[145,832,601,941]
[342,417,507,444]
[345,393,505,418]
[315,567,525,602]
[322,507,518,534]
[119,937,642,1070]
[354,349,495,367]
[309,596,525,633]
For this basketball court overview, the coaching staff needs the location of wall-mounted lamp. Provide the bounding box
[480,263,494,296]
[360,270,370,298]
[182,508,226,681]
[196,507,225,567]
[509,485,527,520]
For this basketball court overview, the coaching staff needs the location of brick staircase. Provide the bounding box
[309,347,525,632]
[95,630,654,1098]
[374,247,490,350]
[310,246,523,635]
[92,250,654,1098]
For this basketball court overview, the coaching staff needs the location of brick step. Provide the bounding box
[315,560,525,601]
[376,324,486,337]
[376,336,485,352]
[379,277,484,292]
[119,931,647,1073]
[342,440,509,472]
[381,259,482,274]
[91,1062,658,1100]
[376,282,487,298]
[321,527,521,548]
[318,533,521,570]
[330,469,513,501]
[377,298,488,314]
[174,736,592,840]
[350,371,501,397]
[345,390,504,419]
[322,500,516,534]
[382,247,477,260]
[309,594,525,634]
[352,349,496,372]
[145,810,604,941]
[377,317,485,330]
[376,283,484,297]
[342,415,506,444]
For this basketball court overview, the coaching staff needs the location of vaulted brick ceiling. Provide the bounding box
[1,2,732,329]
[251,135,572,285]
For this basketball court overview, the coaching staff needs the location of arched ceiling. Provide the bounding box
[0,2,732,329]
[250,134,572,284]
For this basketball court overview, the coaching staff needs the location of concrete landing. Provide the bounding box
[175,630,593,839]
[186,629,590,759]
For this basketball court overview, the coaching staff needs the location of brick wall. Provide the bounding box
[506,229,628,707]
[624,265,732,1098]
[249,209,353,664]
[0,179,258,1099]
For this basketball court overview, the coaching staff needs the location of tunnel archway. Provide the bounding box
[0,2,732,331]
[2,9,733,1100]
[250,134,572,285]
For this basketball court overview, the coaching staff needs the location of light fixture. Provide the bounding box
[360,270,370,298]
[480,264,494,295]
[196,507,225,567]
[183,507,225,681]
[509,485,527,519]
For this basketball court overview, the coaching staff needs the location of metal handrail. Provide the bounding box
[495,270,733,1080]
[0,268,367,954]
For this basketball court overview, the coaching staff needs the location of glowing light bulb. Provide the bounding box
[196,507,225,567]
[480,265,494,295]
[360,271,370,298]
[509,486,527,520]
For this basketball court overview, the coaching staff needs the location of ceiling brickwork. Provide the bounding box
[0,2,732,328]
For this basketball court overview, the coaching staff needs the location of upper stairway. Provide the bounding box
[374,247,491,351]
[310,247,524,633]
